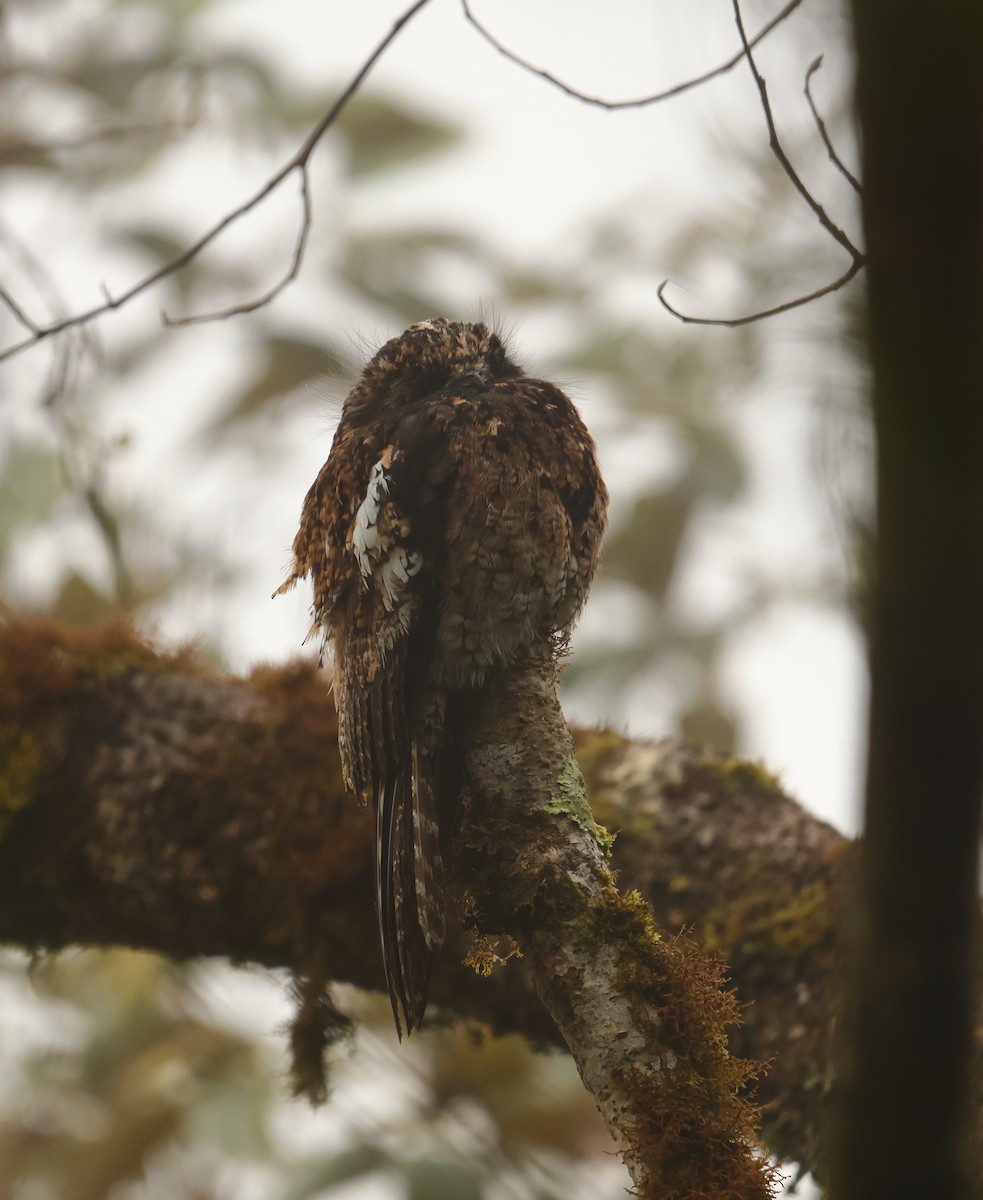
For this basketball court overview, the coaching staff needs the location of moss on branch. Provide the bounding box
[0,612,936,1188]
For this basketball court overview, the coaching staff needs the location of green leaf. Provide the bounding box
[406,1158,485,1200]
[499,265,570,303]
[678,420,745,503]
[65,50,180,111]
[0,445,65,558]
[339,227,482,319]
[113,225,189,266]
[190,1074,272,1158]
[283,1145,391,1199]
[680,696,737,752]
[335,94,462,177]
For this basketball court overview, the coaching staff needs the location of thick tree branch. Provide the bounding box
[455,658,776,1198]
[2,615,978,1188]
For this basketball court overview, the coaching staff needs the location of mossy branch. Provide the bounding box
[1,614,975,1189]
[455,659,777,1197]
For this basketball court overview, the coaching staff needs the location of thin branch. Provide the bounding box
[658,0,865,327]
[162,166,313,326]
[0,0,434,367]
[82,484,134,608]
[804,55,862,195]
[0,282,39,333]
[462,0,803,110]
[0,217,101,406]
[732,0,861,260]
[657,256,865,326]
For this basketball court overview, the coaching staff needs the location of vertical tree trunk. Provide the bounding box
[835,4,983,1197]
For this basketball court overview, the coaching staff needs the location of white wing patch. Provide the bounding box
[351,455,423,612]
[378,546,423,611]
[352,458,390,578]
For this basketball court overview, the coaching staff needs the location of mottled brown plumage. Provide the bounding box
[277,318,608,1035]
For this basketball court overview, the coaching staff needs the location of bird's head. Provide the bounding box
[344,318,522,417]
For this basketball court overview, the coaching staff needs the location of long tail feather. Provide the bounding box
[375,752,445,1038]
[411,740,446,951]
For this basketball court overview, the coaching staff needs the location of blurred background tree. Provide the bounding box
[0,0,865,1195]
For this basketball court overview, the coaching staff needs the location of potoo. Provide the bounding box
[277,319,608,1036]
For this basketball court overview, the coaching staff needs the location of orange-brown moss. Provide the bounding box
[583,885,781,1198]
[463,933,522,978]
[0,613,199,723]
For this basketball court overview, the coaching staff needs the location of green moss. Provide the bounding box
[595,886,662,957]
[706,754,783,795]
[507,841,777,1193]
[0,725,42,836]
[702,865,834,963]
[767,881,832,955]
[544,756,615,859]
[571,727,624,773]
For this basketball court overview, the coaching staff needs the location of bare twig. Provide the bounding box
[163,167,313,326]
[805,55,862,195]
[657,257,865,326]
[0,217,100,405]
[462,0,803,109]
[733,0,861,260]
[0,282,39,333]
[0,0,434,366]
[658,0,865,327]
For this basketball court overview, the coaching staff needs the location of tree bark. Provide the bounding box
[457,658,774,1198]
[834,6,983,1198]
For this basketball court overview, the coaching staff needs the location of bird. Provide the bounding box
[276,318,608,1036]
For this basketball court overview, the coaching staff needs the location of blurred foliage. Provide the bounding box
[205,334,344,436]
[0,952,274,1200]
[334,94,462,178]
[0,952,626,1198]
[0,0,861,1194]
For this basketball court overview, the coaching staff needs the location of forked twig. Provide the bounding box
[163,167,313,326]
[658,258,865,326]
[659,0,864,326]
[0,216,101,405]
[804,55,862,195]
[0,0,434,365]
[0,282,39,333]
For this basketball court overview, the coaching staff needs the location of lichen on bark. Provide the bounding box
[544,755,614,859]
